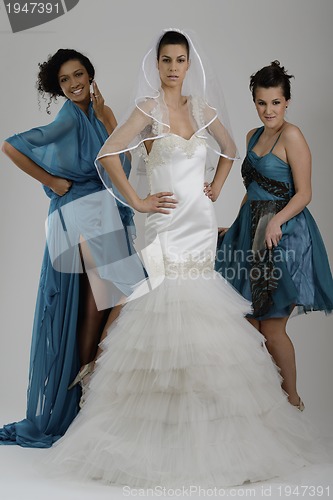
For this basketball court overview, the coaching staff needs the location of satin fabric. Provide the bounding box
[216,126,333,319]
[144,134,216,263]
[47,134,325,488]
[0,100,143,447]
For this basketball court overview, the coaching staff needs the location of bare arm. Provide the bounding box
[203,117,236,201]
[100,154,177,214]
[1,141,71,196]
[98,106,177,214]
[265,125,312,249]
[209,156,234,201]
[98,106,117,135]
[233,128,256,210]
[90,81,117,135]
[216,129,254,235]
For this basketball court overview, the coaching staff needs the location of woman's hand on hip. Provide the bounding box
[49,176,72,196]
[204,181,221,202]
[136,192,178,214]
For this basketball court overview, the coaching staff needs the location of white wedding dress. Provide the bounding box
[49,134,324,488]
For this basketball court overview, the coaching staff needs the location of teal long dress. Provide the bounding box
[0,100,145,447]
[215,127,333,320]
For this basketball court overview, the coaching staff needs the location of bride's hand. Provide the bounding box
[203,181,221,202]
[136,192,178,214]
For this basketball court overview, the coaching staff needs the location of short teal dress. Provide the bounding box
[215,127,333,320]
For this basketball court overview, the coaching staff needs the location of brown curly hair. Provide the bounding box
[36,49,95,113]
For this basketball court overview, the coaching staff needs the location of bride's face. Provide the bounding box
[157,44,189,89]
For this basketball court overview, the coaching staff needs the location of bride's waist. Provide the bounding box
[148,190,212,210]
[146,254,215,278]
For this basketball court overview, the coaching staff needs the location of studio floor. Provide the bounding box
[1,441,333,500]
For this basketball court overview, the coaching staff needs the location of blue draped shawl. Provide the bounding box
[0,100,145,447]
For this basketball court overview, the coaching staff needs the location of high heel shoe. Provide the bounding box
[68,362,94,390]
[297,398,305,412]
[290,396,305,412]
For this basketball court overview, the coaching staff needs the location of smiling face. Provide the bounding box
[58,59,91,111]
[157,44,189,90]
[254,86,289,130]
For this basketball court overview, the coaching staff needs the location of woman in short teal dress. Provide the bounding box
[0,49,144,447]
[213,61,333,411]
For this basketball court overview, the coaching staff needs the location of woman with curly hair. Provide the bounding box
[0,49,144,447]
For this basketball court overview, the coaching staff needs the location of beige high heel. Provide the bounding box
[68,362,94,390]
[297,398,305,412]
[291,396,305,412]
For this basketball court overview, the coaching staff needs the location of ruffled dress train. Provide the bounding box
[48,133,325,487]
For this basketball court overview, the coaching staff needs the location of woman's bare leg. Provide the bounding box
[76,271,111,366]
[94,304,123,361]
[76,238,113,367]
[248,313,303,408]
[259,316,301,406]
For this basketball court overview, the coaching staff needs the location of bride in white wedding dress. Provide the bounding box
[48,29,325,488]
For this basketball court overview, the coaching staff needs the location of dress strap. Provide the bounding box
[247,127,263,152]
[269,131,283,153]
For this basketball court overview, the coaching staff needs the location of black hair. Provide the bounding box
[249,60,294,101]
[156,30,190,59]
[36,49,95,113]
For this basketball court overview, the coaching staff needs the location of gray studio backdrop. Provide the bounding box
[0,0,332,436]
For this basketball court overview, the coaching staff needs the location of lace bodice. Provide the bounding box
[141,134,206,186]
[143,133,217,278]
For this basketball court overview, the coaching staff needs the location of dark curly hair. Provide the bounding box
[156,30,190,60]
[249,60,294,101]
[36,49,95,113]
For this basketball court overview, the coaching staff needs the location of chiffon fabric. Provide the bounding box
[95,28,239,208]
[216,127,333,319]
[47,131,325,488]
[0,100,145,448]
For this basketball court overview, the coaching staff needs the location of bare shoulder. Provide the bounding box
[283,123,311,165]
[282,123,307,144]
[103,105,117,131]
[246,127,258,145]
[103,105,116,121]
